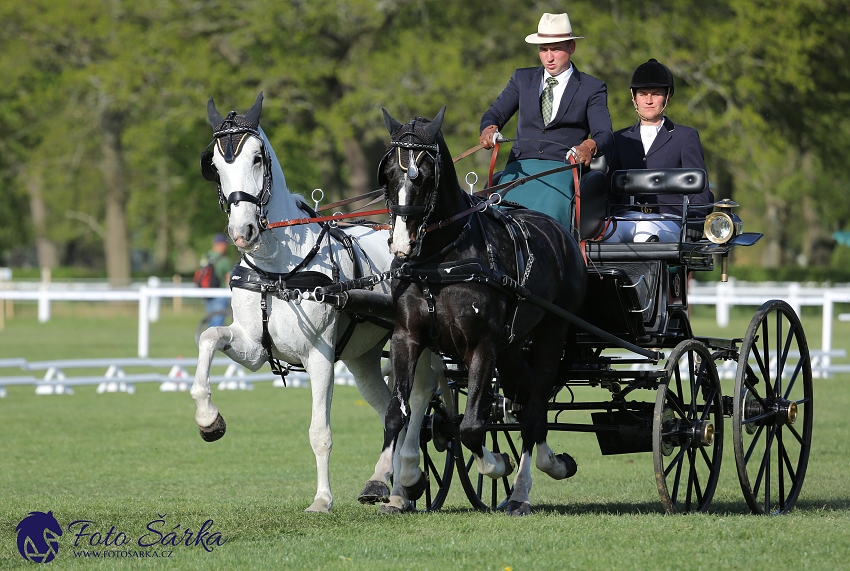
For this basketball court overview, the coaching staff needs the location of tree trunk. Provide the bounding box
[25,164,59,269]
[153,157,171,272]
[761,197,783,268]
[99,107,132,287]
[342,137,370,198]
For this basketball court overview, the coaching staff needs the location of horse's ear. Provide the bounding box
[382,108,403,135]
[208,97,225,129]
[424,106,446,139]
[244,92,263,126]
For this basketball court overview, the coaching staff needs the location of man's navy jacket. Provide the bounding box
[480,65,613,164]
[609,117,714,216]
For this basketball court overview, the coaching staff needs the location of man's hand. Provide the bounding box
[479,125,499,149]
[571,139,598,167]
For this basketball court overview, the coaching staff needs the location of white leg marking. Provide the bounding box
[474,447,508,479]
[508,451,534,505]
[305,350,335,513]
[535,442,569,479]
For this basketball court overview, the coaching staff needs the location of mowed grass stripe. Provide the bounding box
[2,379,849,570]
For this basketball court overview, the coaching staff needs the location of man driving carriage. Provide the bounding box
[606,58,715,242]
[477,12,613,229]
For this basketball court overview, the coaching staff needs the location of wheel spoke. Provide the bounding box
[689,448,704,508]
[784,358,804,399]
[744,421,766,464]
[671,447,685,505]
[752,425,776,499]
[778,431,799,487]
[786,423,806,447]
[425,448,443,488]
[699,445,716,476]
[665,391,689,419]
[700,388,718,422]
[775,311,784,397]
[778,428,786,512]
[664,445,687,478]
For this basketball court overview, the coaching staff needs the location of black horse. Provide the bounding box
[379,108,587,515]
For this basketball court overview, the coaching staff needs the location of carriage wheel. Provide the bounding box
[413,393,455,511]
[451,385,522,511]
[653,338,724,514]
[733,300,813,515]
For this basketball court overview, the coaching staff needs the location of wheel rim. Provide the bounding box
[653,339,723,514]
[733,300,813,515]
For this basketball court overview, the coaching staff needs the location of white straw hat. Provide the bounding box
[525,13,584,44]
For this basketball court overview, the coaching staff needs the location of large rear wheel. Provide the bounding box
[653,339,724,513]
[733,300,813,514]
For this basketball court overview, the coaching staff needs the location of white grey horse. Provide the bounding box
[192,93,438,513]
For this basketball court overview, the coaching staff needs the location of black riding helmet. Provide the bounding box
[630,58,674,97]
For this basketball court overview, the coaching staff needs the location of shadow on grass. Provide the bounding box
[426,496,850,516]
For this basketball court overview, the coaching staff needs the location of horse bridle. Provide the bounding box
[200,111,273,229]
[378,120,442,258]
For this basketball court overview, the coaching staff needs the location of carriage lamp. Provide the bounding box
[704,199,744,245]
[704,199,744,282]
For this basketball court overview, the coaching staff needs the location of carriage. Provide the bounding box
[196,96,812,516]
[397,167,813,516]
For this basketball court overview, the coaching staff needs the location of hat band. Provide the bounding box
[537,32,575,38]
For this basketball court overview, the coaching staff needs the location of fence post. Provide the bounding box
[138,287,150,358]
[788,282,801,317]
[38,267,51,323]
[148,276,161,323]
[172,274,182,314]
[0,267,7,331]
[822,291,834,377]
[716,280,731,328]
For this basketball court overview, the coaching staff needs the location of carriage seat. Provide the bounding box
[610,168,706,198]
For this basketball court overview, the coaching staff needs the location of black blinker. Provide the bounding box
[200,150,218,181]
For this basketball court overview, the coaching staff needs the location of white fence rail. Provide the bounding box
[2,278,850,360]
[0,357,358,398]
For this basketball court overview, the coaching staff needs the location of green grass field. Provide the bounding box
[1,303,849,570]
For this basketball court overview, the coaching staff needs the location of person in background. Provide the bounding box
[478,12,613,229]
[198,233,233,327]
[606,58,714,242]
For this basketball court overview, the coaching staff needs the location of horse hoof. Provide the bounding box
[377,501,415,514]
[557,452,578,479]
[198,414,226,442]
[305,500,331,514]
[403,472,428,502]
[505,500,532,516]
[358,480,390,505]
[501,452,515,477]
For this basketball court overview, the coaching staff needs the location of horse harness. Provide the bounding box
[228,205,390,384]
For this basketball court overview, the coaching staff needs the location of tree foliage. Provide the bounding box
[0,0,847,276]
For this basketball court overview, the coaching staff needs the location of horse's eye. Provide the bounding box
[253,155,262,165]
